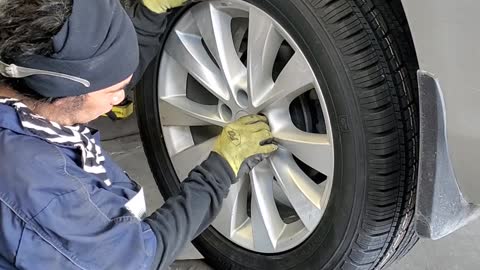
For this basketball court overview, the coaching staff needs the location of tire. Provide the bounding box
[136,0,419,269]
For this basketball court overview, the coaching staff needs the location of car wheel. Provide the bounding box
[136,0,419,269]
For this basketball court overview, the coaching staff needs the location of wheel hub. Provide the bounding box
[234,110,249,119]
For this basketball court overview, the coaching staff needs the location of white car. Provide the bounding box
[135,0,480,269]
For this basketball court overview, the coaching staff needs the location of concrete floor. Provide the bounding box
[390,220,480,270]
[96,116,480,270]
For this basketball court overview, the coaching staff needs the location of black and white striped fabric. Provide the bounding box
[0,98,112,186]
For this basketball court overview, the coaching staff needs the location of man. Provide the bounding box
[0,0,278,269]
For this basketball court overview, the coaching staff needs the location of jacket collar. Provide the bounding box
[0,103,101,148]
[0,103,33,137]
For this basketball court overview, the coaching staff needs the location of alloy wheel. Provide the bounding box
[157,0,335,253]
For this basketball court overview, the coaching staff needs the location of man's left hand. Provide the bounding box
[142,0,189,14]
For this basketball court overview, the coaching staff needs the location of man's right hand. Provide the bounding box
[213,115,278,181]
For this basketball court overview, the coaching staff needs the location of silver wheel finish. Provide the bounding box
[157,0,334,253]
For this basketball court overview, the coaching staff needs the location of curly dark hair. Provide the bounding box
[0,0,73,99]
[0,0,73,60]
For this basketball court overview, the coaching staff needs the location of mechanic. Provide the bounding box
[0,0,278,269]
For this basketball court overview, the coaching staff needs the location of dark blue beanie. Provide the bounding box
[12,0,140,98]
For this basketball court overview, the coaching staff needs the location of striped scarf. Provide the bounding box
[0,98,112,187]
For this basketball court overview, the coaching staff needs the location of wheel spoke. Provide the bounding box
[270,149,323,231]
[171,137,216,180]
[266,105,333,176]
[159,100,215,126]
[254,52,315,109]
[192,4,248,94]
[212,176,250,238]
[277,130,333,177]
[164,18,230,103]
[161,96,227,127]
[247,7,284,107]
[250,162,286,252]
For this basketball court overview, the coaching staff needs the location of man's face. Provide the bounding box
[71,75,131,124]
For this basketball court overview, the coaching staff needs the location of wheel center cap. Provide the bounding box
[235,110,249,120]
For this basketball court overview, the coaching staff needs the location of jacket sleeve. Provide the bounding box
[126,2,173,88]
[145,152,234,270]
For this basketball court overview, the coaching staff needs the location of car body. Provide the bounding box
[401,0,480,239]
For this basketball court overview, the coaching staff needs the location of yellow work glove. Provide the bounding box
[213,115,278,179]
[143,0,188,14]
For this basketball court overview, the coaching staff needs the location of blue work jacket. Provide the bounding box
[0,104,157,269]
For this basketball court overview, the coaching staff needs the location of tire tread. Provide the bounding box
[310,0,419,268]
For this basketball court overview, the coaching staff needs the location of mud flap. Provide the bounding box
[415,70,480,240]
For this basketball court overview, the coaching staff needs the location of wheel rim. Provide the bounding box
[157,0,334,253]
